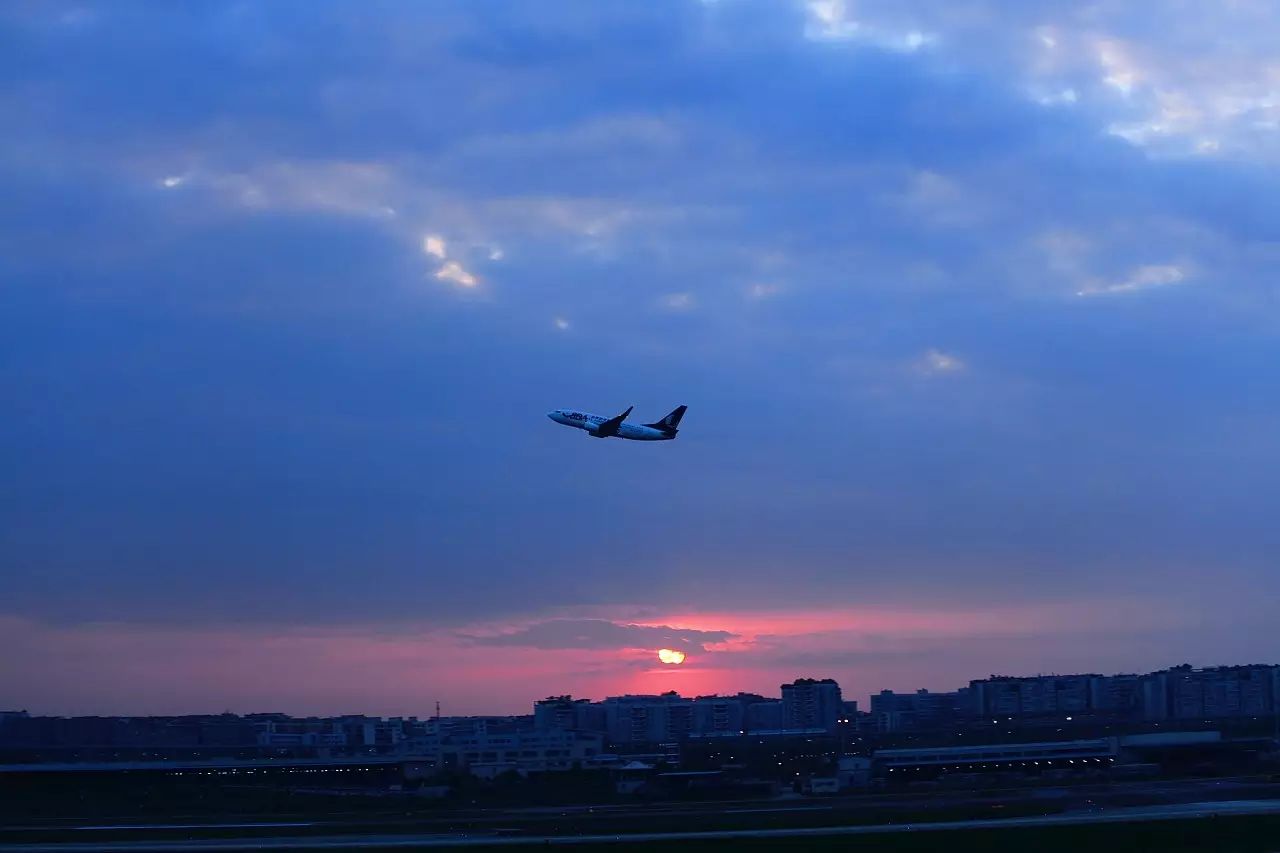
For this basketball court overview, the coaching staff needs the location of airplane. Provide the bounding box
[547,404,686,441]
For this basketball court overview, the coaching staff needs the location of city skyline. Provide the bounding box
[7,644,1279,720]
[5,1,1280,717]
[6,660,1280,776]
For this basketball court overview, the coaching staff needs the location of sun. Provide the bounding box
[657,648,686,665]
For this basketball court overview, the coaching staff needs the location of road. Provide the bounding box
[3,798,1280,851]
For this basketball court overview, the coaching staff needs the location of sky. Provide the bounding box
[3,0,1279,717]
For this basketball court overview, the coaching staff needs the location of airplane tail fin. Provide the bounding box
[647,404,687,434]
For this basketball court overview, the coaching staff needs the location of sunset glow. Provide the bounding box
[0,593,1215,716]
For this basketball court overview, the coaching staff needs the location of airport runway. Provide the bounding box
[3,798,1280,851]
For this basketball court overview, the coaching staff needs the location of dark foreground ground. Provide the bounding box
[3,811,1280,852]
[4,776,1280,851]
[546,815,1280,853]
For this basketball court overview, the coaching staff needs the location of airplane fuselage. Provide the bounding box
[547,410,675,440]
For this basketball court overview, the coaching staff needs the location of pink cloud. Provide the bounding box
[0,595,1202,716]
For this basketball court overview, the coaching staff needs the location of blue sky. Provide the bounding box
[2,0,1279,715]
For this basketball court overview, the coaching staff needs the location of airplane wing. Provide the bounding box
[596,405,633,437]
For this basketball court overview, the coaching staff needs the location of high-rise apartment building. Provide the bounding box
[781,678,843,732]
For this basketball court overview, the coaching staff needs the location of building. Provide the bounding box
[745,698,784,731]
[968,666,1278,724]
[972,678,1021,717]
[601,693,696,746]
[252,717,347,749]
[431,716,535,740]
[537,693,774,741]
[333,715,378,749]
[691,695,746,736]
[837,756,873,789]
[1089,674,1144,718]
[781,679,842,733]
[534,696,605,732]
[444,729,604,776]
[869,689,965,732]
[1155,664,1277,720]
[969,674,1099,718]
[875,737,1117,781]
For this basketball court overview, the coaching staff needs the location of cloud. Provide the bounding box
[1038,229,1093,275]
[751,1,1280,163]
[893,170,991,228]
[916,348,966,375]
[463,619,737,654]
[204,161,400,220]
[804,1,935,52]
[434,260,478,288]
[660,292,694,311]
[0,615,708,716]
[1033,87,1078,107]
[422,234,447,259]
[4,0,1280,718]
[1077,263,1188,297]
[0,592,1239,715]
